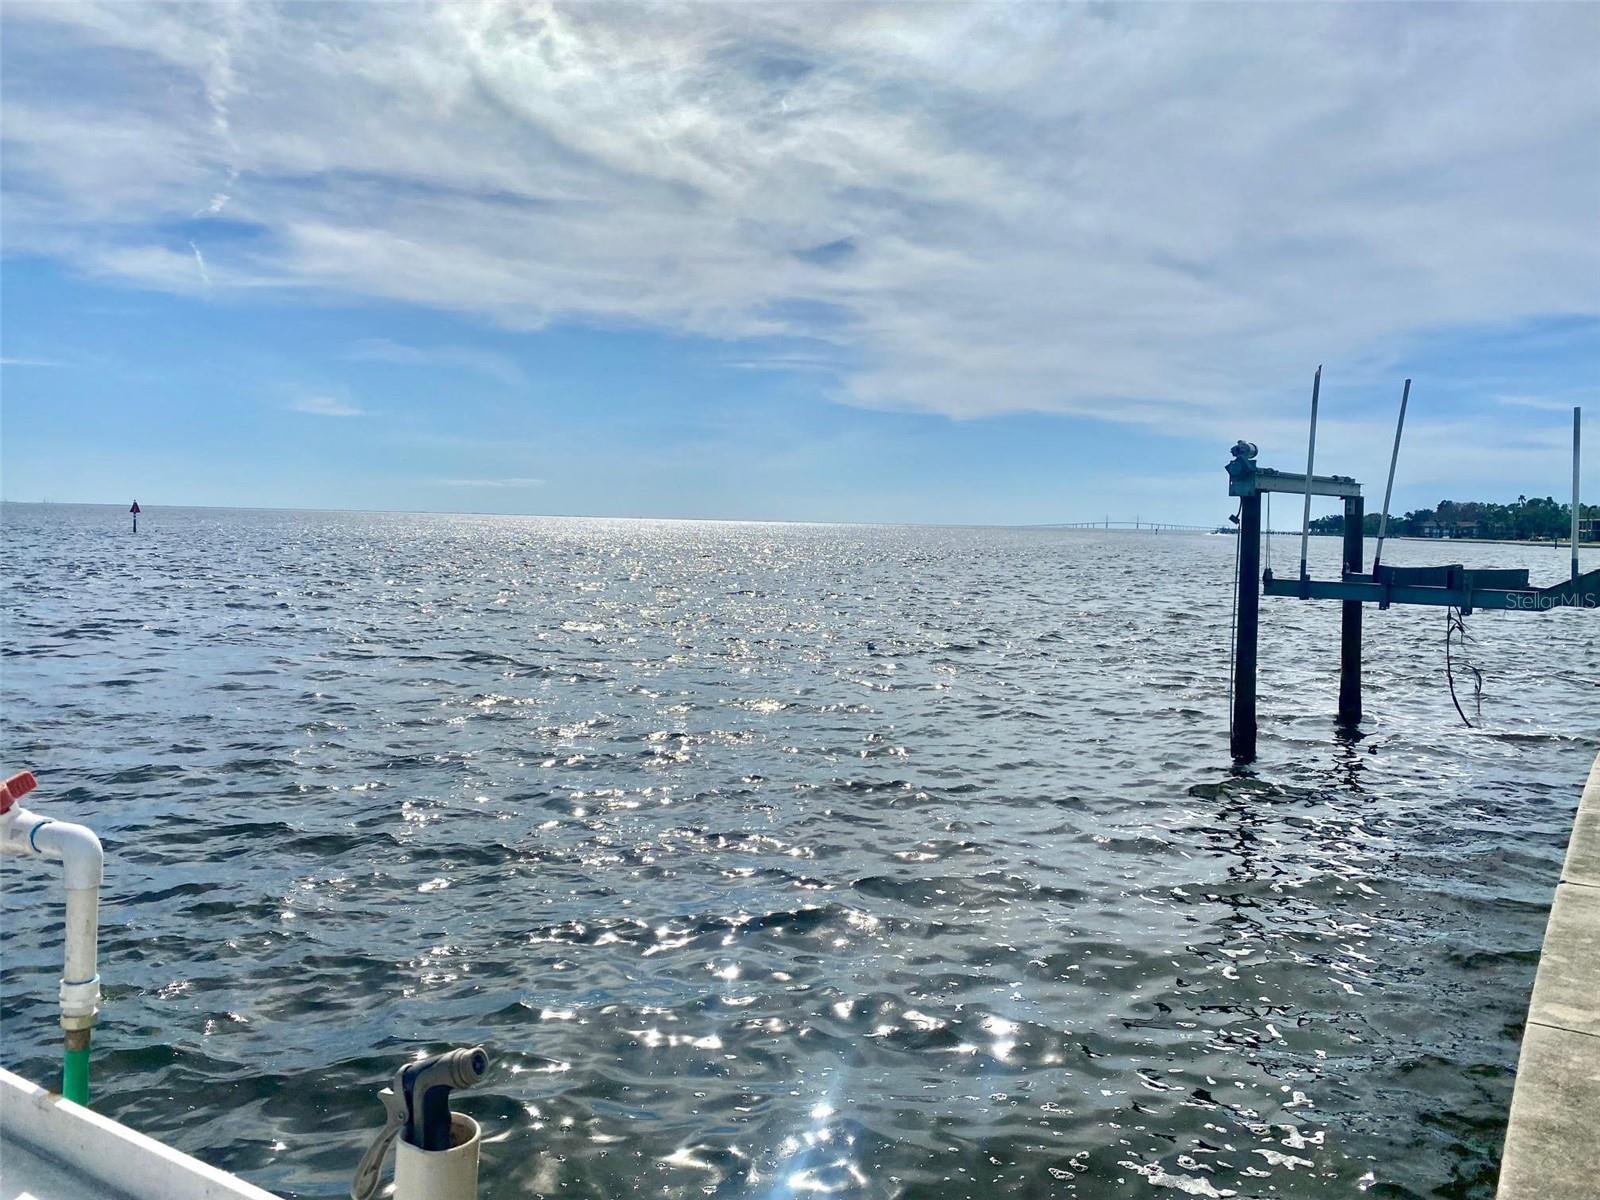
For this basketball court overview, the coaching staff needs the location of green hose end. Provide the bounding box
[63,1043,91,1106]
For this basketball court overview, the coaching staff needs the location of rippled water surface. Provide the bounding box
[2,504,1597,1200]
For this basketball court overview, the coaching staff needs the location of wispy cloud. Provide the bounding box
[2,0,1595,453]
[346,338,525,387]
[0,356,63,367]
[433,477,544,488]
[1497,394,1588,414]
[188,240,211,288]
[723,352,845,374]
[288,394,366,417]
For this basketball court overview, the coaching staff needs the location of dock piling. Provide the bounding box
[1339,496,1363,727]
[1231,491,1261,762]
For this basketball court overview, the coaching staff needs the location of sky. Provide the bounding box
[2,1,1596,524]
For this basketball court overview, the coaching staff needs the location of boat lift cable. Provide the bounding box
[1445,606,1484,728]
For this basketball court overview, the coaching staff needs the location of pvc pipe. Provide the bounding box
[0,806,103,1103]
[60,883,101,1019]
[394,1113,481,1200]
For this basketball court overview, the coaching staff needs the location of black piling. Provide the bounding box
[1231,492,1261,763]
[1338,496,1364,727]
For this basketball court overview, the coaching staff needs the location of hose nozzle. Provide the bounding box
[351,1046,490,1200]
[401,1046,489,1152]
[406,1046,489,1093]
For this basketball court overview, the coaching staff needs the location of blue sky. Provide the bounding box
[3,3,1596,523]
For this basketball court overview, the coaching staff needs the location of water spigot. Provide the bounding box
[0,770,37,815]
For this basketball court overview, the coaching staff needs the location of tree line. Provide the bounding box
[1309,497,1599,541]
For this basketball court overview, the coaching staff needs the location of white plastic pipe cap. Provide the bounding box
[393,1113,481,1200]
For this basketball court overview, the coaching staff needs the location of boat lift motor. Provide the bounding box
[352,1046,490,1200]
[0,771,103,1106]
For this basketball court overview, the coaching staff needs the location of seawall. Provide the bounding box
[1496,749,1600,1198]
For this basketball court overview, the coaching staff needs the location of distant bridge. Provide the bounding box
[1040,518,1220,532]
[1039,519,1322,535]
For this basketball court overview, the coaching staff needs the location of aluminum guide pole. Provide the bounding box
[1373,378,1410,573]
[1574,407,1582,584]
[1299,366,1321,584]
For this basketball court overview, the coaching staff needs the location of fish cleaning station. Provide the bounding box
[1226,373,1595,764]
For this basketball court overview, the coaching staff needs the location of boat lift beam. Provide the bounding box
[1228,468,1362,499]
[1263,570,1600,612]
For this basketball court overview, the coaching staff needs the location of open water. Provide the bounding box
[1,503,1596,1199]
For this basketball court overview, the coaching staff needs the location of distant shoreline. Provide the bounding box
[1264,530,1592,549]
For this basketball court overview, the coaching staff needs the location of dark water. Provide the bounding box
[2,503,1596,1200]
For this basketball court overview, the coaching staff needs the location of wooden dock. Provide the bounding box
[1497,749,1600,1198]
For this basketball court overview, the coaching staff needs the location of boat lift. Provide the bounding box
[1227,382,1595,763]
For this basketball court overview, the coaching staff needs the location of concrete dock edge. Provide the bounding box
[1496,749,1600,1199]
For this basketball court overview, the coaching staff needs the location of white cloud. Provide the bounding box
[288,394,365,418]
[0,356,63,367]
[2,0,1596,448]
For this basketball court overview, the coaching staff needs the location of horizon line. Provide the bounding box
[1,497,1241,530]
